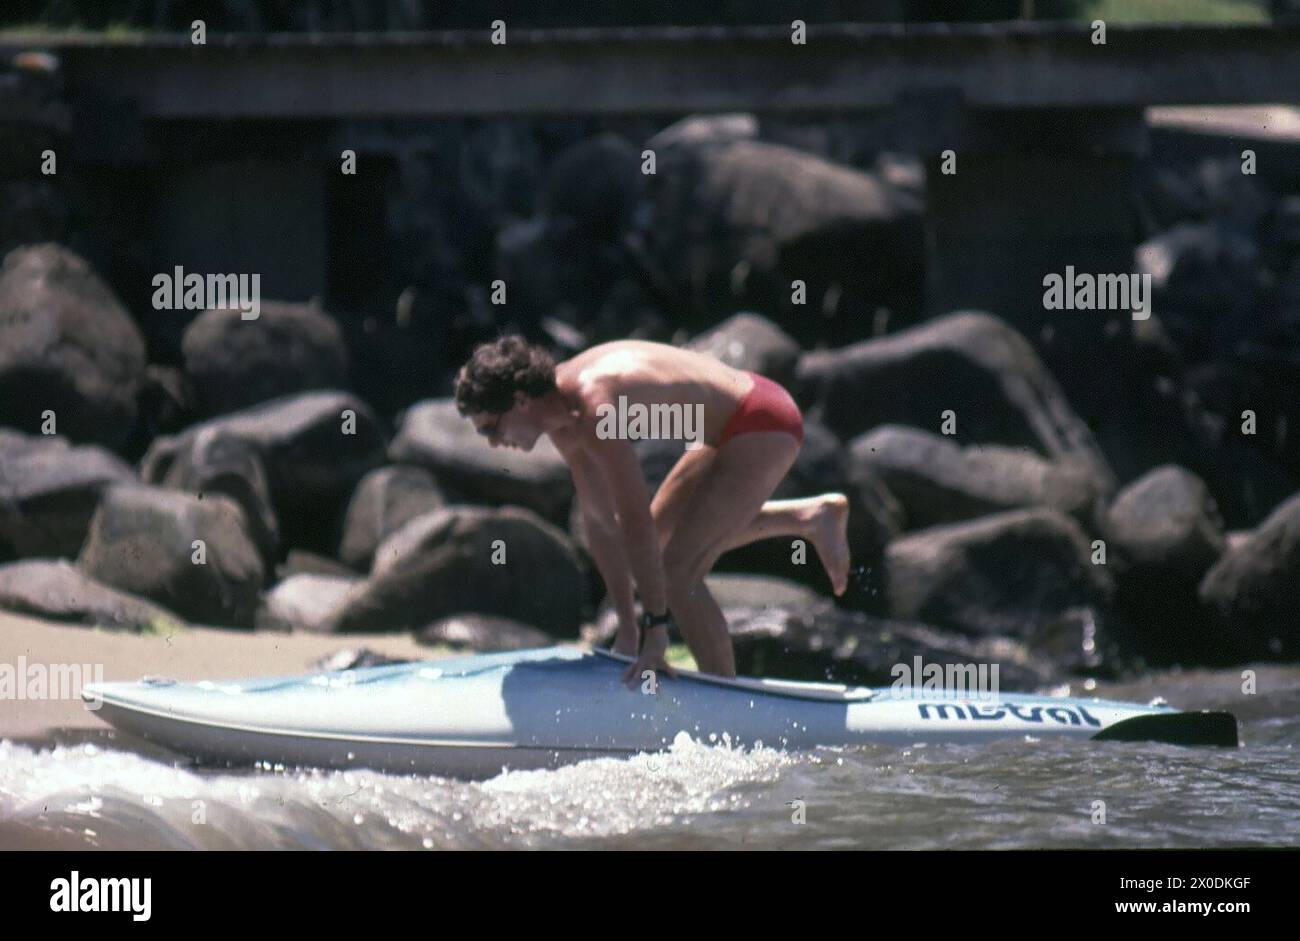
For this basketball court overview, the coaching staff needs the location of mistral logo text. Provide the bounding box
[50,871,151,921]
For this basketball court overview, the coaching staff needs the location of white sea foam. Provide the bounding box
[0,734,794,850]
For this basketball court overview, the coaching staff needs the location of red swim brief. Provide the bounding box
[717,372,804,446]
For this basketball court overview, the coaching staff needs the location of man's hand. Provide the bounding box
[622,624,677,690]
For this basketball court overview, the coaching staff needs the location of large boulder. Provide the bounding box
[254,573,361,632]
[884,509,1115,648]
[389,398,572,525]
[417,613,553,652]
[724,605,1076,687]
[1199,491,1300,658]
[645,113,758,152]
[796,311,1116,492]
[180,300,350,418]
[78,484,265,627]
[849,424,1103,530]
[639,127,924,345]
[0,244,146,448]
[141,391,387,553]
[0,558,182,631]
[686,312,802,388]
[1102,465,1225,575]
[325,506,587,635]
[492,213,640,343]
[274,548,358,581]
[541,133,644,242]
[337,465,447,571]
[0,432,136,560]
[1136,222,1268,359]
[157,427,280,568]
[697,572,826,611]
[1100,465,1227,665]
[583,573,1073,686]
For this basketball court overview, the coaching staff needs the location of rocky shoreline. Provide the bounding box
[2,107,1299,689]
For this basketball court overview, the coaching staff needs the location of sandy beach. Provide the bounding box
[0,611,433,745]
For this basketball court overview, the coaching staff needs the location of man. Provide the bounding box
[454,335,850,684]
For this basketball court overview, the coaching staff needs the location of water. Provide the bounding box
[3,667,1298,850]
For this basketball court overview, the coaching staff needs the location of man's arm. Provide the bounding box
[584,431,667,618]
[566,447,637,635]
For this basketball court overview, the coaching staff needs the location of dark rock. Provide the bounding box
[0,558,183,631]
[0,244,146,449]
[640,131,924,344]
[542,133,644,241]
[1138,157,1272,237]
[884,508,1115,642]
[582,572,822,645]
[493,214,635,337]
[158,428,280,569]
[1136,222,1269,361]
[583,575,1072,687]
[326,505,586,635]
[849,424,1103,529]
[389,398,571,525]
[133,364,192,440]
[726,605,1080,687]
[141,391,387,554]
[1100,465,1227,666]
[417,613,553,651]
[686,312,802,387]
[797,311,1116,491]
[1199,491,1300,658]
[1103,465,1225,575]
[0,432,135,560]
[255,573,360,632]
[648,113,758,151]
[181,300,350,417]
[0,181,69,259]
[338,466,446,571]
[78,484,265,627]
[1194,157,1273,234]
[275,548,359,581]
[699,572,827,610]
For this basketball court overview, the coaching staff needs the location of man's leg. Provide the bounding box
[714,494,851,595]
[661,432,801,677]
[648,443,715,551]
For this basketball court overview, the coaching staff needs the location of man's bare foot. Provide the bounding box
[807,493,851,596]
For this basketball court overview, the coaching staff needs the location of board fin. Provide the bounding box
[1092,710,1238,747]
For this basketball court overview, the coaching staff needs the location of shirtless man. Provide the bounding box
[453,336,850,684]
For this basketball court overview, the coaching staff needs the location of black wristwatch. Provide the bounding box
[638,609,672,633]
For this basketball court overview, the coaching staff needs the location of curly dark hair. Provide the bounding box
[454,335,557,415]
